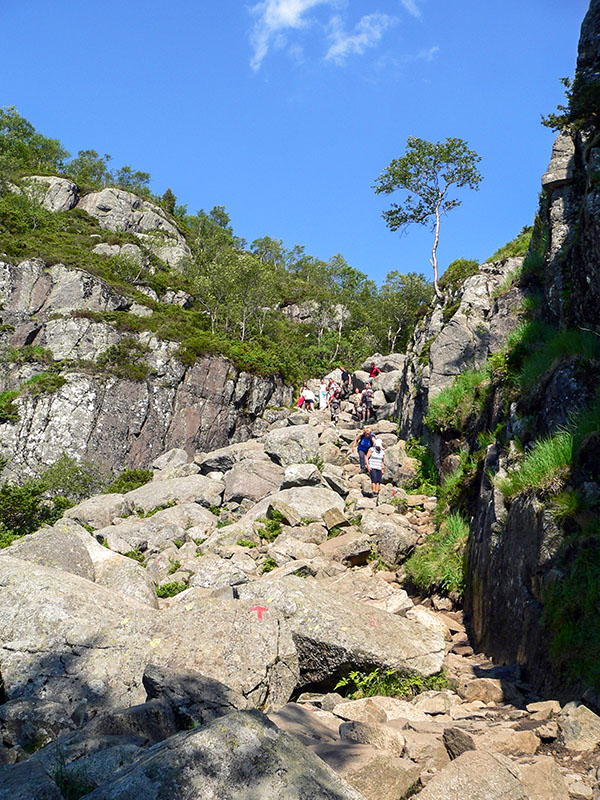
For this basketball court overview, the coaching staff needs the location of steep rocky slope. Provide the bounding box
[1,403,598,799]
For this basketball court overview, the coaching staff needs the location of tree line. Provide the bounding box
[0,106,463,377]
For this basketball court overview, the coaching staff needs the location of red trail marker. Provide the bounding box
[251,605,269,620]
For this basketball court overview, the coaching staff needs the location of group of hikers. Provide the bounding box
[296,363,383,425]
[296,362,386,498]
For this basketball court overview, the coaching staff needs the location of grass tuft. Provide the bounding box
[404,512,469,596]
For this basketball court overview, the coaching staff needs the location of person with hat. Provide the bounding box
[361,381,374,422]
[365,438,385,498]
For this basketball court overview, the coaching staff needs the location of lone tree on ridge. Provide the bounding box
[373,136,483,299]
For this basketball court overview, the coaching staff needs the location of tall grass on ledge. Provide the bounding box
[404,512,469,596]
[497,430,574,500]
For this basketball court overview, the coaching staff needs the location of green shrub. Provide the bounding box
[0,480,64,544]
[96,339,150,382]
[424,366,490,434]
[105,468,153,494]
[236,538,256,548]
[38,453,107,502]
[21,372,66,395]
[335,667,450,699]
[404,439,438,495]
[0,390,20,423]
[518,328,600,391]
[7,345,54,365]
[156,580,187,598]
[439,258,479,295]
[404,513,469,596]
[168,559,181,574]
[258,509,286,542]
[124,550,146,564]
[490,226,532,261]
[260,557,278,574]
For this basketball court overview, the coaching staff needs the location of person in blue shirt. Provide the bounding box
[352,428,375,472]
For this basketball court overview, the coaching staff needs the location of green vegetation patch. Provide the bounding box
[490,226,532,262]
[543,523,600,690]
[105,468,153,494]
[424,366,490,434]
[156,580,187,598]
[404,512,469,596]
[439,258,479,296]
[335,667,450,700]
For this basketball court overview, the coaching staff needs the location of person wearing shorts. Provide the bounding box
[352,428,375,472]
[366,438,385,498]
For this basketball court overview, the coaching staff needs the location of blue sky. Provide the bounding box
[2,0,590,285]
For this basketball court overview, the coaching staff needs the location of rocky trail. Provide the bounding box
[1,388,599,799]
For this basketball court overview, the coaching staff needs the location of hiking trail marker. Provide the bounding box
[251,605,269,620]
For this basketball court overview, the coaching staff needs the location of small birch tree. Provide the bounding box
[373,137,482,299]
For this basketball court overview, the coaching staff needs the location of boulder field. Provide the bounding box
[1,403,599,798]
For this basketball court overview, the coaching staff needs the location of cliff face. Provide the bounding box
[395,1,600,696]
[0,258,291,479]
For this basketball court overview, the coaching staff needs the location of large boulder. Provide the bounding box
[195,440,266,473]
[0,759,63,800]
[188,553,249,590]
[97,516,186,555]
[124,474,224,513]
[264,424,320,466]
[0,697,75,749]
[81,710,366,800]
[142,664,251,728]
[381,443,418,486]
[237,575,445,687]
[0,525,94,581]
[223,459,284,503]
[414,750,526,799]
[240,486,345,525]
[360,510,418,564]
[281,463,323,488]
[56,519,159,608]
[0,556,298,713]
[65,493,133,530]
[76,189,178,235]
[22,175,79,212]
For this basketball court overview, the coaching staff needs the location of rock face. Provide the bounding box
[540,0,600,328]
[77,187,191,268]
[0,349,291,477]
[395,259,525,440]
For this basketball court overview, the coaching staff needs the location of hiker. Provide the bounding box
[369,362,381,379]
[351,387,362,420]
[302,385,316,411]
[352,427,375,472]
[328,388,341,424]
[361,381,374,422]
[339,366,352,399]
[319,379,327,410]
[366,438,385,498]
[296,382,308,407]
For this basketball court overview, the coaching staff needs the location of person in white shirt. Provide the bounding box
[365,438,385,498]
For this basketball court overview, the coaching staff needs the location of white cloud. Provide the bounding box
[325,13,396,65]
[400,0,421,17]
[417,45,439,61]
[249,0,334,70]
